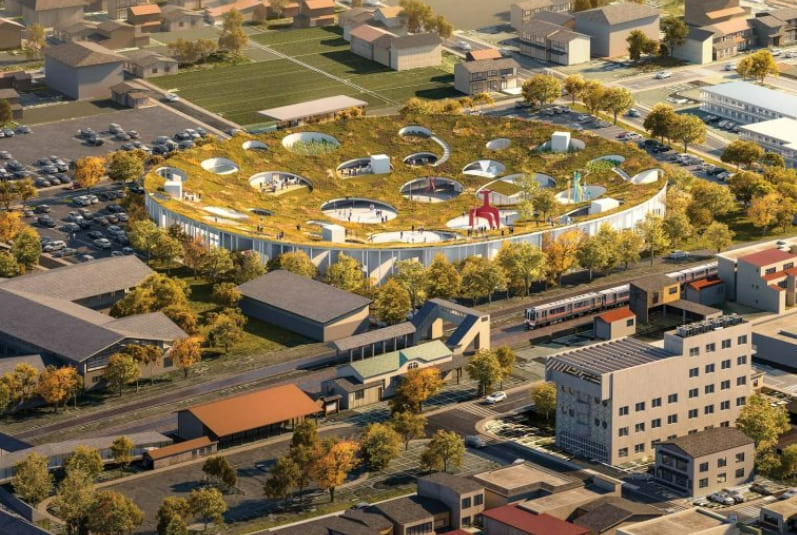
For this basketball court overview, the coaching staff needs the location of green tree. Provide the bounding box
[399,0,434,32]
[66,445,104,482]
[727,170,773,205]
[269,0,289,18]
[749,193,780,233]
[466,350,504,396]
[218,8,248,54]
[11,226,41,273]
[212,282,242,307]
[128,219,164,262]
[104,353,141,397]
[361,422,401,471]
[521,74,562,109]
[110,436,134,472]
[107,150,144,183]
[637,214,671,265]
[229,251,265,284]
[203,456,237,491]
[206,310,245,353]
[531,382,557,421]
[602,87,634,124]
[310,438,360,502]
[157,497,192,535]
[165,516,189,535]
[701,221,735,253]
[431,14,453,38]
[272,251,318,278]
[689,181,736,221]
[495,241,547,296]
[662,211,694,248]
[576,234,609,281]
[163,304,200,335]
[748,49,779,83]
[626,29,658,60]
[188,487,227,531]
[761,151,786,168]
[0,251,18,277]
[419,430,465,473]
[643,103,676,142]
[595,223,621,272]
[532,188,557,223]
[390,367,443,413]
[12,452,51,506]
[459,255,507,304]
[670,113,706,152]
[779,444,797,478]
[581,80,606,115]
[290,419,319,500]
[198,247,234,283]
[86,491,144,535]
[394,259,428,309]
[426,254,460,299]
[737,393,790,466]
[562,74,585,104]
[495,346,516,390]
[660,16,687,55]
[263,455,299,502]
[722,139,765,169]
[24,23,46,60]
[325,253,365,292]
[374,279,411,325]
[390,411,427,450]
[53,467,95,535]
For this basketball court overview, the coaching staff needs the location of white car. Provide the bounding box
[655,70,673,79]
[456,41,472,51]
[93,238,112,249]
[771,48,783,56]
[485,391,508,404]
[164,93,180,102]
[724,62,736,71]
[708,492,734,506]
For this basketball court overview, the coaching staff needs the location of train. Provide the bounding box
[524,262,719,329]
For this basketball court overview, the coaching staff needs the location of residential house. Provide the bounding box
[739,118,797,169]
[654,427,754,496]
[373,4,405,29]
[546,315,754,465]
[752,8,797,48]
[0,70,32,92]
[700,81,797,124]
[672,27,715,65]
[349,24,441,71]
[593,307,636,341]
[92,20,150,49]
[44,41,121,99]
[125,50,178,77]
[350,23,394,65]
[685,0,748,27]
[322,340,456,409]
[375,495,450,535]
[340,7,376,40]
[160,4,205,31]
[466,48,503,61]
[110,80,155,108]
[454,57,521,95]
[517,18,591,65]
[482,506,589,535]
[717,246,797,313]
[206,0,263,25]
[108,0,143,20]
[417,472,485,529]
[127,3,162,32]
[510,0,572,29]
[293,0,335,28]
[19,0,86,27]
[237,269,371,342]
[54,20,100,43]
[707,17,757,60]
[573,2,660,58]
[682,0,756,60]
[0,88,23,120]
[0,19,24,50]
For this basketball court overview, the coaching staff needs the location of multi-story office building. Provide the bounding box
[700,82,797,124]
[517,18,591,65]
[510,0,572,29]
[546,315,754,465]
[739,118,797,169]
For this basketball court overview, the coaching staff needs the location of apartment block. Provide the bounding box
[739,118,797,169]
[546,315,754,465]
[454,58,521,95]
[517,18,591,65]
[510,0,572,29]
[718,247,797,313]
[752,8,797,48]
[654,427,754,496]
[700,82,797,124]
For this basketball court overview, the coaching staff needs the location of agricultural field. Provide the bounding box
[153,27,457,127]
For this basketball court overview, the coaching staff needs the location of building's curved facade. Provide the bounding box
[146,184,667,284]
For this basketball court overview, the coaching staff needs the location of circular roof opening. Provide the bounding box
[200,158,239,175]
[400,177,463,203]
[463,160,506,178]
[555,185,607,204]
[156,166,187,181]
[321,198,397,224]
[486,138,510,151]
[398,125,433,139]
[404,152,438,166]
[242,140,268,151]
[249,171,312,193]
[204,206,248,220]
[369,230,458,244]
[282,132,339,155]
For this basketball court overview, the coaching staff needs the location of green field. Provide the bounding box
[153,27,457,127]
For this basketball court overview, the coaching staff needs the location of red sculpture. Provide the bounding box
[469,189,500,229]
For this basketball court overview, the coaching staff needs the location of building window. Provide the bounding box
[618,448,628,458]
[700,462,709,472]
[689,347,700,357]
[635,423,645,432]
[462,497,471,509]
[738,335,748,345]
[619,406,629,416]
[718,458,727,468]
[689,388,699,398]
[355,390,365,400]
[705,404,715,414]
[462,516,471,527]
[721,359,731,369]
[407,522,434,535]
[736,452,745,463]
[722,339,732,349]
[721,380,731,390]
[699,478,709,488]
[690,368,699,378]
[626,319,634,327]
[163,357,173,368]
[619,427,629,436]
[705,384,715,394]
[689,409,698,419]
[474,494,483,506]
[717,473,727,484]
[652,397,662,408]
[737,376,747,386]
[737,355,747,365]
[721,400,731,410]
[706,343,716,353]
[737,396,746,406]
[705,364,715,373]
[668,414,678,424]
[668,393,678,403]
[652,418,661,428]
[635,402,645,412]
[721,421,730,427]
[635,443,645,453]
[735,468,745,478]
[408,362,419,369]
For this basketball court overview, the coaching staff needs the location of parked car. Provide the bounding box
[465,435,487,448]
[724,62,736,71]
[122,246,136,255]
[34,204,51,213]
[626,108,641,118]
[724,489,745,503]
[751,482,774,496]
[456,40,472,51]
[87,230,104,240]
[771,48,783,56]
[655,70,672,79]
[669,250,689,260]
[164,93,180,102]
[708,492,734,506]
[781,488,797,500]
[93,238,112,249]
[485,391,508,404]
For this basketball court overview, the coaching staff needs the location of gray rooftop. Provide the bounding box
[659,427,753,458]
[575,498,661,533]
[457,57,520,73]
[0,508,52,535]
[258,95,368,122]
[630,273,677,292]
[331,322,416,352]
[520,19,587,42]
[390,32,441,49]
[44,41,125,68]
[419,471,484,494]
[0,354,47,377]
[574,2,659,25]
[514,0,571,10]
[160,4,204,20]
[21,0,87,10]
[531,10,575,26]
[375,496,448,525]
[702,82,797,119]
[105,312,187,341]
[0,255,153,302]
[238,270,371,324]
[548,338,674,376]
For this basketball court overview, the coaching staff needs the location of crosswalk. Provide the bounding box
[459,403,500,418]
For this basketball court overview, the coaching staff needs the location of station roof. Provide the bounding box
[258,95,368,122]
[331,322,416,352]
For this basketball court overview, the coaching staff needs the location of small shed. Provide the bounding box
[144,436,218,469]
[593,307,635,340]
[686,278,726,306]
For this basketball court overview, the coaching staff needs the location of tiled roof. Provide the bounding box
[145,436,216,461]
[738,248,797,267]
[468,48,503,61]
[391,32,441,49]
[688,278,724,290]
[483,507,589,535]
[596,306,634,324]
[129,3,161,15]
[44,41,125,67]
[659,427,753,458]
[574,2,659,25]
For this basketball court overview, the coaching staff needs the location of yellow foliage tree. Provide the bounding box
[0,211,23,242]
[310,438,360,502]
[74,156,106,191]
[171,337,202,378]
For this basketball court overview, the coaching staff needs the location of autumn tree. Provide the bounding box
[188,487,227,531]
[212,282,241,307]
[576,233,610,281]
[394,259,428,309]
[522,74,561,109]
[736,56,754,81]
[198,247,234,283]
[123,343,162,385]
[85,491,144,535]
[0,251,18,277]
[171,337,203,378]
[495,241,547,296]
[466,350,504,396]
[218,8,248,54]
[203,456,237,491]
[426,254,460,299]
[495,346,516,389]
[749,193,780,233]
[74,156,105,191]
[66,446,104,482]
[107,150,145,183]
[761,151,786,168]
[112,273,190,317]
[206,310,245,353]
[104,353,140,396]
[110,436,134,473]
[532,188,557,223]
[722,139,764,169]
[643,103,676,142]
[670,113,706,152]
[602,87,634,124]
[581,80,605,115]
[459,255,507,304]
[543,229,582,285]
[12,226,41,273]
[637,214,670,265]
[325,253,365,292]
[737,393,790,471]
[311,438,360,502]
[0,178,36,210]
[626,29,658,60]
[374,278,411,325]
[562,74,585,104]
[747,49,779,83]
[420,430,465,473]
[0,211,22,242]
[157,497,192,535]
[229,251,266,284]
[688,181,735,227]
[662,211,694,249]
[702,221,735,253]
[727,171,772,205]
[361,422,401,471]
[53,466,95,535]
[38,366,79,413]
[9,362,38,407]
[390,367,443,413]
[263,455,299,503]
[13,452,51,505]
[272,251,318,278]
[531,382,557,421]
[391,411,426,450]
[660,16,687,55]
